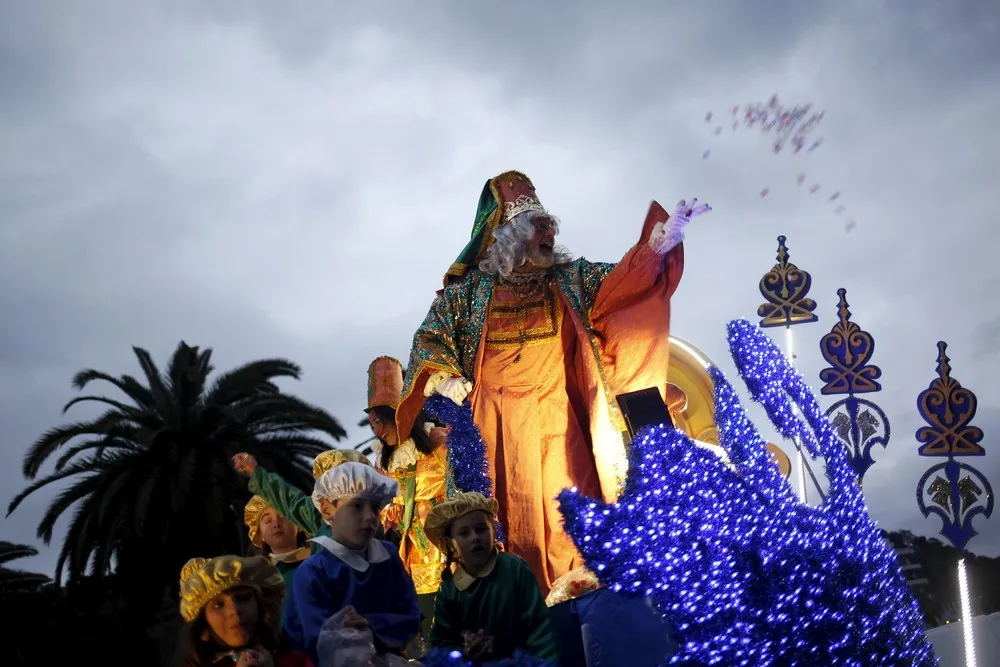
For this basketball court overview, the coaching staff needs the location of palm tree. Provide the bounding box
[6,342,346,591]
[0,541,51,594]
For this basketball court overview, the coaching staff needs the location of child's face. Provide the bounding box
[203,586,258,648]
[448,510,495,571]
[326,496,381,549]
[258,508,299,554]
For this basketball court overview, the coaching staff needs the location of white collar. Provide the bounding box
[452,549,500,591]
[309,535,391,572]
[269,546,310,564]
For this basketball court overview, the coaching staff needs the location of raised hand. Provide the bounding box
[672,197,712,223]
[232,452,257,476]
[649,198,712,254]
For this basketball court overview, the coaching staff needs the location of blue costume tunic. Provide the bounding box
[283,538,422,660]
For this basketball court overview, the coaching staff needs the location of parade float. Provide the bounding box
[411,98,992,665]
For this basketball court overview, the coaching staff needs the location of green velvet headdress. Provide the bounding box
[443,170,543,286]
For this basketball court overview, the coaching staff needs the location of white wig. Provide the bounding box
[478,210,573,278]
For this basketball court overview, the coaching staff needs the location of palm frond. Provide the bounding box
[71,370,154,409]
[0,541,40,565]
[23,409,147,478]
[205,358,304,405]
[167,342,213,418]
[54,436,142,472]
[131,346,176,425]
[8,454,115,517]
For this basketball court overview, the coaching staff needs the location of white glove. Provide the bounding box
[648,198,712,254]
[423,371,473,405]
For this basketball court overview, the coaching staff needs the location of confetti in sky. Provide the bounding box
[702,95,857,232]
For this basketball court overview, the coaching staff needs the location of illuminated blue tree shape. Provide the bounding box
[558,319,936,666]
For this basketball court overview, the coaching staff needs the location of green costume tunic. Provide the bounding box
[429,552,560,662]
[248,467,330,554]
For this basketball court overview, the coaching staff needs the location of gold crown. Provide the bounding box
[503,193,544,222]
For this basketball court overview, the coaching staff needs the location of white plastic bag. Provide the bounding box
[316,608,421,667]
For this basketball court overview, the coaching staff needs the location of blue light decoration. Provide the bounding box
[818,288,890,483]
[420,648,555,666]
[558,319,936,665]
[915,341,994,552]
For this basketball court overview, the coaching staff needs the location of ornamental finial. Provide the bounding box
[757,235,818,328]
[916,341,984,458]
[818,288,882,395]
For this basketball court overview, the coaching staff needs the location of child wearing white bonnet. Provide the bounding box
[282,462,422,665]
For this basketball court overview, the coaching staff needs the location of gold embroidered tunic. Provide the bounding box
[380,439,449,595]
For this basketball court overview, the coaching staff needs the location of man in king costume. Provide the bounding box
[395,170,708,594]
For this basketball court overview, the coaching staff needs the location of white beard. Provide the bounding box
[525,246,555,269]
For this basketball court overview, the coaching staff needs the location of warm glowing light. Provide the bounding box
[671,336,713,370]
[958,558,978,667]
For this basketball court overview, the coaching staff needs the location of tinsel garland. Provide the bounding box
[422,395,493,497]
[420,648,556,667]
[558,319,937,666]
[422,394,505,542]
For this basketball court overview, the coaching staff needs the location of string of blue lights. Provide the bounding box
[557,319,936,665]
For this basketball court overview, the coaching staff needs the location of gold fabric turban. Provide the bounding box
[424,492,499,552]
[178,555,284,623]
[243,496,272,549]
[312,448,373,479]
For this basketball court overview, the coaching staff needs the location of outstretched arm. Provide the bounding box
[589,200,692,320]
[245,463,325,538]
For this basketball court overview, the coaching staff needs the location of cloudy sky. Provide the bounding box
[2,0,998,576]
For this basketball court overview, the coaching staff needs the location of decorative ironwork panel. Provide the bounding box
[757,235,818,328]
[916,341,985,457]
[914,341,992,553]
[819,288,882,395]
[825,396,889,480]
[916,459,993,552]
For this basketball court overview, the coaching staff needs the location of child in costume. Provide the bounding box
[177,554,313,667]
[233,449,379,553]
[424,492,560,663]
[244,495,311,593]
[282,461,422,662]
[365,356,451,633]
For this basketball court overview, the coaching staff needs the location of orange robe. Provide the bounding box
[397,201,684,594]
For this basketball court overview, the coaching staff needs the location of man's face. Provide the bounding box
[448,510,496,573]
[523,215,557,269]
[258,508,299,554]
[327,496,380,550]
